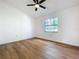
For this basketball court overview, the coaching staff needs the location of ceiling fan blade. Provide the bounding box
[27,4,35,6]
[33,0,37,3]
[39,0,46,4]
[35,7,38,11]
[37,0,39,4]
[39,5,46,9]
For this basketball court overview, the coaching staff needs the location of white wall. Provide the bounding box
[0,2,34,44]
[34,5,79,46]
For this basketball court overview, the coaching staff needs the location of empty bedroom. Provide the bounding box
[0,0,79,59]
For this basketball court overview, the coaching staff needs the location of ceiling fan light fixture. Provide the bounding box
[35,4,39,8]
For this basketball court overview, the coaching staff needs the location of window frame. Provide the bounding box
[44,17,58,32]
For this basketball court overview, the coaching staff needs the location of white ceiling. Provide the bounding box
[1,0,79,19]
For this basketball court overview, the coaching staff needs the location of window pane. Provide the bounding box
[44,17,58,32]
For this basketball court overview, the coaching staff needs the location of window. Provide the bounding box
[44,17,58,32]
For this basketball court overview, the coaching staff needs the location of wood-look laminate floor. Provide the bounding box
[0,38,79,59]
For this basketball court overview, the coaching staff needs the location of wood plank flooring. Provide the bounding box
[0,38,79,59]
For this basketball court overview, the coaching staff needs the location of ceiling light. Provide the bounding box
[35,4,39,8]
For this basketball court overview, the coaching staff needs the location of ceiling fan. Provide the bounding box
[27,0,46,11]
